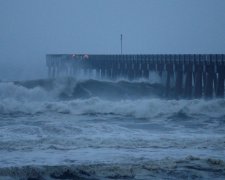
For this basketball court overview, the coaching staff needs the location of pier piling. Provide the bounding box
[46,54,225,99]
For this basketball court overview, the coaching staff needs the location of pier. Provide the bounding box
[46,54,225,98]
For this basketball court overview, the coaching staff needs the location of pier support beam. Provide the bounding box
[184,61,193,98]
[194,62,203,98]
[205,62,214,98]
[216,63,225,98]
[166,62,174,97]
[48,66,51,78]
[175,62,183,98]
[157,61,164,79]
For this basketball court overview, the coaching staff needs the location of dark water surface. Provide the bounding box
[0,78,225,179]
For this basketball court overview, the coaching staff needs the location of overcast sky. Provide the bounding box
[0,0,225,80]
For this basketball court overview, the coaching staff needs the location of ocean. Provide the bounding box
[0,77,225,179]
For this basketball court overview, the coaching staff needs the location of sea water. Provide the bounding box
[0,78,225,179]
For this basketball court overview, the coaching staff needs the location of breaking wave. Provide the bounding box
[14,77,164,100]
[0,78,164,101]
[0,78,225,119]
[1,78,225,179]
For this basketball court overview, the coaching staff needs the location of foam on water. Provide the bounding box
[0,78,225,179]
[1,95,225,120]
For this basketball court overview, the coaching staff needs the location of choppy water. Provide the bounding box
[0,77,225,179]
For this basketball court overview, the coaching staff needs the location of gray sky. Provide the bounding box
[0,0,225,80]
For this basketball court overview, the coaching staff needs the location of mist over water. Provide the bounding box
[1,0,225,179]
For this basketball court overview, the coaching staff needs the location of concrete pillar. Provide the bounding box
[184,61,193,98]
[157,61,164,78]
[117,58,122,78]
[100,56,106,79]
[194,62,203,98]
[52,66,56,78]
[216,62,224,98]
[95,69,100,79]
[205,62,214,98]
[132,60,137,79]
[126,57,132,80]
[175,62,183,97]
[119,57,124,78]
[166,62,174,97]
[111,58,117,80]
[48,66,51,78]
[142,60,149,79]
[148,60,155,79]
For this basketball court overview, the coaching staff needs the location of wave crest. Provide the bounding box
[0,78,225,119]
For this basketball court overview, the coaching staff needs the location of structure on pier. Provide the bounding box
[46,54,225,98]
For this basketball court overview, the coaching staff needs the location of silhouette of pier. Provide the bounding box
[46,54,225,98]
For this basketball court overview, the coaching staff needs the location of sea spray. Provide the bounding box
[0,78,225,179]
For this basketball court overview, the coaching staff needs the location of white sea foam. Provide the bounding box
[1,92,225,119]
[0,82,51,101]
[0,79,225,179]
[0,78,224,118]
